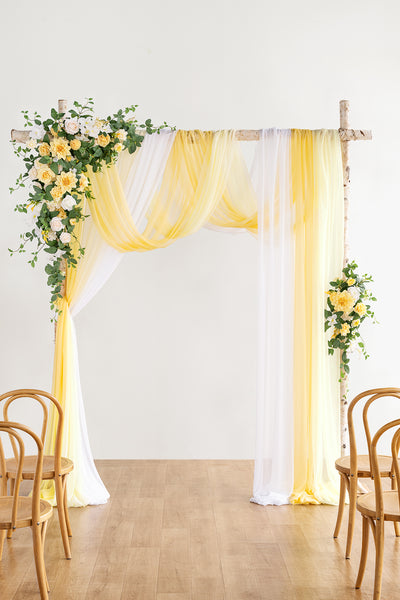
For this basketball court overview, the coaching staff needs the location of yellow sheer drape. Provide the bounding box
[88,130,257,250]
[290,129,343,504]
[44,211,97,506]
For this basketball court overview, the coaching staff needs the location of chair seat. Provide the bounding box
[6,455,74,480]
[335,454,393,477]
[0,496,53,530]
[357,490,400,521]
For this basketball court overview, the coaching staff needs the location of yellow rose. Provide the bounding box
[331,290,355,314]
[352,319,360,328]
[354,303,366,317]
[347,278,356,286]
[56,170,77,193]
[70,139,81,151]
[58,208,67,219]
[50,137,71,160]
[95,134,110,147]
[38,142,51,156]
[340,323,350,336]
[114,142,123,153]
[37,165,56,185]
[50,186,64,200]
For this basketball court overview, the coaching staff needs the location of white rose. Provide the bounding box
[26,138,37,149]
[29,166,38,180]
[60,232,72,244]
[30,125,45,140]
[50,217,63,232]
[61,194,76,211]
[115,129,127,141]
[64,118,79,135]
[347,286,360,303]
[47,231,57,241]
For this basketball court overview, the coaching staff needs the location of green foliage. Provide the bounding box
[325,260,376,382]
[10,99,173,319]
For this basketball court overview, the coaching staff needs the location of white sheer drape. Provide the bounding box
[65,131,176,505]
[251,129,294,505]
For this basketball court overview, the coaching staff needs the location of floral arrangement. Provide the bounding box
[10,99,170,317]
[325,260,376,381]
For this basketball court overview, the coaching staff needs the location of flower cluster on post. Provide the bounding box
[325,260,376,381]
[10,99,170,318]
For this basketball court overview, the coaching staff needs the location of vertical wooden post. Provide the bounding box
[340,99,350,455]
[55,99,68,339]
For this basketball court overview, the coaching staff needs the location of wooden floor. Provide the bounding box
[1,460,400,599]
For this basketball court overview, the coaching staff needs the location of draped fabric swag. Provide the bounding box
[45,128,343,507]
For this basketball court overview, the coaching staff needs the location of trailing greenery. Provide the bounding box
[10,99,171,318]
[325,260,376,381]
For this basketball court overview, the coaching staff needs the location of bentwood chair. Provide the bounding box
[333,388,400,558]
[355,418,400,600]
[0,422,53,599]
[0,389,73,559]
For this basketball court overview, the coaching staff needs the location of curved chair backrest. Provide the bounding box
[362,390,400,476]
[370,419,400,519]
[0,389,64,476]
[0,421,44,528]
[347,387,400,477]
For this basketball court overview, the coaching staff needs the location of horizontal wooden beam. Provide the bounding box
[10,127,372,144]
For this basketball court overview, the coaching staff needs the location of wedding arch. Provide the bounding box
[11,100,371,507]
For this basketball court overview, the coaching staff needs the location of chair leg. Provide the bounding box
[63,475,72,538]
[373,518,385,600]
[334,472,347,538]
[391,476,400,537]
[7,479,15,539]
[346,474,358,559]
[355,516,370,588]
[32,523,49,600]
[55,475,71,559]
[41,522,50,593]
[0,530,5,561]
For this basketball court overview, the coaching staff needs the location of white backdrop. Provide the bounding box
[0,0,399,459]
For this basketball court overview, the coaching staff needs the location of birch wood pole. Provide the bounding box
[339,99,350,456]
[11,128,372,144]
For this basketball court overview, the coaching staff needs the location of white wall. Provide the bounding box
[0,0,399,459]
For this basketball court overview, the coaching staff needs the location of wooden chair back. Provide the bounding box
[0,389,64,476]
[0,421,44,528]
[347,387,400,476]
[370,419,400,520]
[361,390,400,477]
